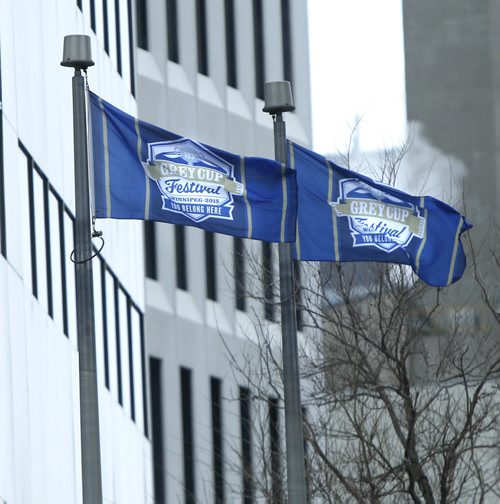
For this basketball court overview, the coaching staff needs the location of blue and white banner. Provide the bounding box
[289,142,472,287]
[88,91,297,243]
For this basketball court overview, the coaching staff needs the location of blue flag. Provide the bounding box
[88,91,297,242]
[289,142,472,287]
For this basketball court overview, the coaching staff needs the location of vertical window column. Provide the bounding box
[103,0,110,54]
[114,0,123,75]
[239,386,254,503]
[224,0,237,88]
[281,0,293,85]
[294,261,303,331]
[0,49,5,259]
[211,377,225,504]
[262,242,274,321]
[181,367,196,503]
[253,0,265,99]
[136,0,148,50]
[234,237,246,311]
[196,0,209,75]
[176,225,188,290]
[205,231,217,301]
[127,0,136,96]
[150,357,166,503]
[269,397,282,503]
[166,0,179,62]
[145,221,157,280]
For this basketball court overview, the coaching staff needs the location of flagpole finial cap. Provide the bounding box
[61,35,95,69]
[263,81,295,114]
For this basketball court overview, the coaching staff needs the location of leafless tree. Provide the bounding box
[225,145,500,504]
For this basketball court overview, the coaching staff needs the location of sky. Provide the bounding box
[308,0,407,155]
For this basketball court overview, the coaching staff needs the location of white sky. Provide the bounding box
[307,0,407,154]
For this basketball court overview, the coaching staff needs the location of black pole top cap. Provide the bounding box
[263,81,295,114]
[61,35,95,69]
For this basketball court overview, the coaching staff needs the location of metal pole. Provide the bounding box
[61,35,103,504]
[264,81,307,503]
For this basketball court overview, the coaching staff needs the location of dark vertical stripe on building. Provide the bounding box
[262,242,274,321]
[240,386,254,503]
[103,0,110,54]
[166,0,179,62]
[58,199,68,337]
[43,178,53,318]
[136,0,148,50]
[196,0,209,75]
[293,261,303,331]
[77,0,82,11]
[90,0,96,32]
[205,231,217,301]
[253,0,265,99]
[0,47,5,259]
[101,259,110,388]
[140,312,149,438]
[26,154,38,299]
[150,357,165,503]
[211,377,224,504]
[234,237,246,311]
[145,221,157,279]
[175,225,188,290]
[181,367,196,504]
[281,0,293,85]
[269,397,282,503]
[114,0,123,75]
[127,298,136,421]
[114,277,123,404]
[127,0,136,96]
[224,0,237,88]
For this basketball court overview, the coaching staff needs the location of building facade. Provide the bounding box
[0,0,311,502]
[136,0,311,501]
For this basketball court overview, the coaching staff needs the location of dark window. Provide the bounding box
[103,0,110,54]
[24,149,38,299]
[126,298,136,421]
[145,221,157,279]
[234,237,246,311]
[181,367,196,503]
[77,0,82,11]
[224,0,237,88]
[114,0,122,75]
[281,0,293,85]
[58,199,69,337]
[239,386,254,503]
[269,397,282,503]
[176,225,188,290]
[166,0,179,63]
[100,260,110,388]
[114,277,123,405]
[0,50,6,259]
[253,0,265,99]
[294,261,303,331]
[127,0,136,96]
[211,377,224,504]
[302,406,311,503]
[150,357,166,503]
[136,0,148,50]
[90,0,96,32]
[262,242,274,321]
[139,312,149,438]
[205,231,217,301]
[43,178,54,319]
[196,0,209,75]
